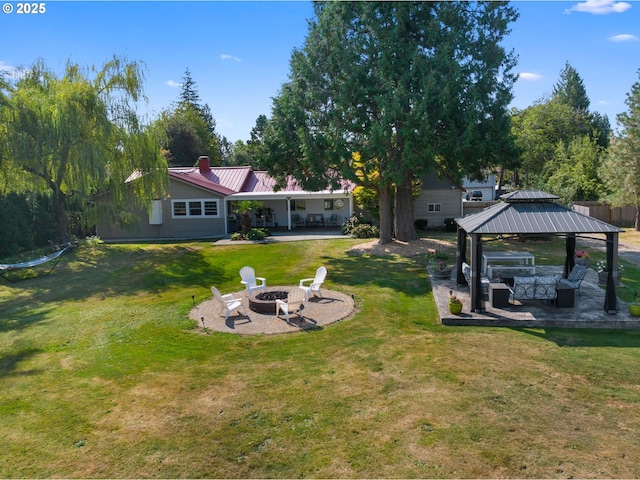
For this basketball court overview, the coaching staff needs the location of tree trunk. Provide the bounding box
[394,171,419,242]
[378,185,393,244]
[54,192,70,240]
[635,206,639,232]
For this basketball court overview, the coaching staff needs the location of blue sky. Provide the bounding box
[1,1,638,143]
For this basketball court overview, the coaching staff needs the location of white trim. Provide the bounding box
[171,199,221,219]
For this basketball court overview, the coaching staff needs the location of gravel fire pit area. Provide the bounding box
[190,286,356,335]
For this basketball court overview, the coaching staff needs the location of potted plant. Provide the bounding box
[596,260,623,285]
[629,290,640,317]
[448,291,463,314]
[427,251,452,278]
[575,250,590,266]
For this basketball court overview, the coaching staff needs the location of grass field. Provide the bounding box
[1,234,640,478]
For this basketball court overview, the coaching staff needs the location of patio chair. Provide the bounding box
[292,214,305,227]
[558,263,588,296]
[299,266,327,300]
[211,286,246,321]
[326,214,338,226]
[239,266,267,295]
[275,289,306,324]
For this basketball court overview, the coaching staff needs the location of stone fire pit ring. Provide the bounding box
[249,288,290,314]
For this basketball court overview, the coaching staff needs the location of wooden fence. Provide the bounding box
[572,202,637,228]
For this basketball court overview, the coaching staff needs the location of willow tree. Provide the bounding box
[263,1,518,243]
[0,56,167,238]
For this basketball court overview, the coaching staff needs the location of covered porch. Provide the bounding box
[225,191,353,234]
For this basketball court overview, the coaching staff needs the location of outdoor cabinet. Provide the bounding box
[489,283,510,308]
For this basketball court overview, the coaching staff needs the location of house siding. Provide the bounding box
[414,173,463,227]
[98,182,226,240]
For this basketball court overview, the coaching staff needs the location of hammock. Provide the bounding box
[0,245,74,281]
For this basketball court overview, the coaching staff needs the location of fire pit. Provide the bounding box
[249,289,289,314]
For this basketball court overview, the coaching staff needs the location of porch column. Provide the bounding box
[286,197,292,231]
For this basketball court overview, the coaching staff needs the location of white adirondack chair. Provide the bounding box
[299,266,327,300]
[275,289,306,324]
[239,266,267,295]
[211,286,246,321]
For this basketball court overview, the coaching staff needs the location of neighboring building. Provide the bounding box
[97,156,354,241]
[462,174,496,202]
[413,172,465,228]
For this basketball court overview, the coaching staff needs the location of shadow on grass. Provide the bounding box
[322,250,427,296]
[0,348,42,378]
[0,240,429,334]
[517,327,640,348]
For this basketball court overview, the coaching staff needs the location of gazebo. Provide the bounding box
[455,190,623,314]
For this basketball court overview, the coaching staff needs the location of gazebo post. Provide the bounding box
[455,227,467,286]
[470,233,484,312]
[604,232,619,314]
[565,234,576,277]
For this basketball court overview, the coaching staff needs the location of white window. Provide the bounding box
[172,199,220,218]
[427,203,441,213]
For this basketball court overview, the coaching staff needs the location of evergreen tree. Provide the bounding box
[263,1,518,243]
[552,61,590,112]
[599,69,640,229]
[162,68,221,166]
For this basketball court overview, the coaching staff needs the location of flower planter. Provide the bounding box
[431,269,452,279]
[575,258,589,266]
[448,302,463,314]
[629,304,640,317]
[598,271,621,286]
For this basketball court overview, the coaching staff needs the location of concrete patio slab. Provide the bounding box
[432,265,640,329]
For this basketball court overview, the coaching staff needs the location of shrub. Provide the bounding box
[444,218,457,232]
[246,228,268,241]
[350,223,380,238]
[230,232,243,241]
[414,219,429,231]
[342,215,361,235]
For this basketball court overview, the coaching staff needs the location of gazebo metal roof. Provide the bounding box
[456,197,623,235]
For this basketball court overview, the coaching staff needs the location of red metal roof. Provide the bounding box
[167,161,354,196]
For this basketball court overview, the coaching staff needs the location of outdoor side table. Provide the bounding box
[489,283,511,308]
[555,285,575,308]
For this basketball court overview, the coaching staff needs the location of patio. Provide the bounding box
[431,265,640,329]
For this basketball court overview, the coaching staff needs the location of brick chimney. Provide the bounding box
[198,156,211,174]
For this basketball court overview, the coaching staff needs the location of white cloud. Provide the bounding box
[519,72,543,81]
[608,33,639,42]
[565,0,632,15]
[166,80,182,88]
[0,61,17,75]
[220,53,241,62]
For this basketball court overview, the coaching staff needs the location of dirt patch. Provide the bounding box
[347,237,456,258]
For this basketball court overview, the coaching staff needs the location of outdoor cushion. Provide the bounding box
[567,264,588,282]
[512,276,536,299]
[534,275,560,299]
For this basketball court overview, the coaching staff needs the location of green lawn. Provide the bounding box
[1,236,640,478]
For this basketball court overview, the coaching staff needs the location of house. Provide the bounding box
[97,156,354,241]
[462,174,496,202]
[413,172,465,228]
